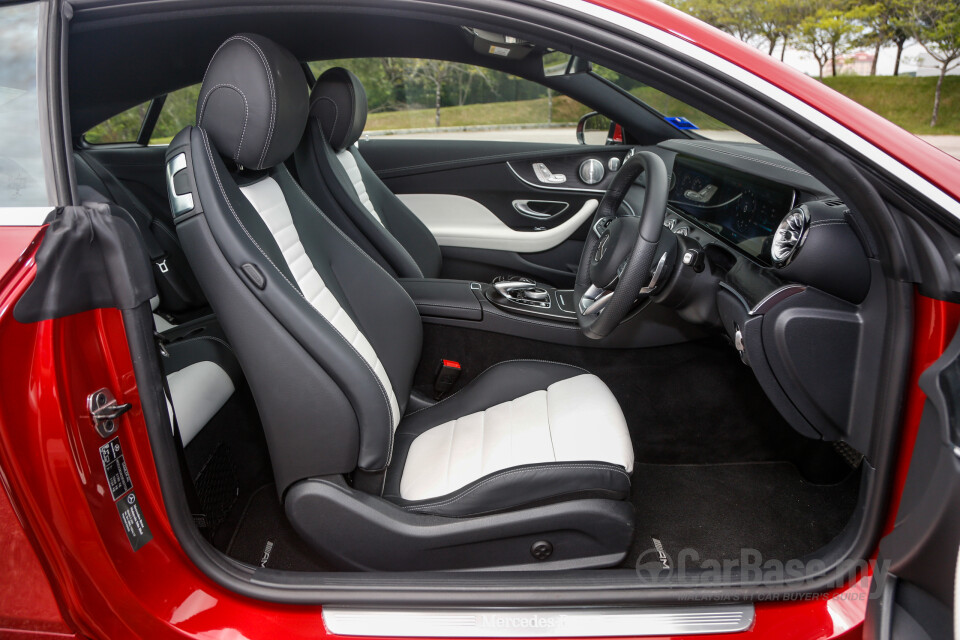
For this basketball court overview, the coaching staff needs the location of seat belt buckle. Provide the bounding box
[434,359,461,400]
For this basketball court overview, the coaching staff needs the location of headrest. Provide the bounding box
[196,34,307,170]
[308,67,368,152]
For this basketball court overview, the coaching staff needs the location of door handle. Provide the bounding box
[512,199,570,220]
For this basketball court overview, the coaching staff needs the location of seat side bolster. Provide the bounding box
[392,462,631,517]
[352,147,443,279]
[296,123,426,279]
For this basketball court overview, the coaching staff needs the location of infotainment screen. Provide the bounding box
[667,155,796,264]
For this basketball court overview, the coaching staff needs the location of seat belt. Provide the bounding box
[155,333,210,535]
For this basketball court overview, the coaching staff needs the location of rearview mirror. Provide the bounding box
[542,51,592,77]
[577,112,614,145]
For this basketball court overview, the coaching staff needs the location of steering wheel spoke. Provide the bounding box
[578,284,614,315]
[574,151,671,339]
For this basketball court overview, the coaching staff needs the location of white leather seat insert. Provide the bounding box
[166,360,235,446]
[336,148,384,226]
[399,374,634,501]
[239,176,401,427]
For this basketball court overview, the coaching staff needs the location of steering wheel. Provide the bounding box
[574,151,673,339]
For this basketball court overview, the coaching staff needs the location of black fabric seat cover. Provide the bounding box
[74,152,207,315]
[295,67,442,279]
[166,34,634,526]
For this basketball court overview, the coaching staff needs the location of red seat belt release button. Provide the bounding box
[434,360,461,400]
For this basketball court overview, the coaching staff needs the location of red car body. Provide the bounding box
[2,0,959,638]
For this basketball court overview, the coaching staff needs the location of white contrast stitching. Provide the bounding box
[310,95,339,143]
[197,83,249,163]
[232,35,276,170]
[401,463,630,511]
[198,129,396,446]
[670,139,811,175]
[404,359,590,417]
[414,302,479,312]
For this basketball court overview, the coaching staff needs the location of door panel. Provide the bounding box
[865,300,960,639]
[360,139,630,287]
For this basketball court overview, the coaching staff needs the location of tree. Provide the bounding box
[846,1,912,76]
[670,0,761,44]
[850,3,887,76]
[904,0,960,126]
[755,0,810,57]
[409,59,491,127]
[450,64,496,107]
[798,8,861,78]
[379,58,410,108]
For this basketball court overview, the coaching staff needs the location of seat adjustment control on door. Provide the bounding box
[532,162,566,184]
[88,388,132,438]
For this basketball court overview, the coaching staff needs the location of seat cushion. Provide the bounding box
[384,360,634,517]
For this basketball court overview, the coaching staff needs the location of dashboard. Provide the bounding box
[620,140,876,445]
[666,155,796,266]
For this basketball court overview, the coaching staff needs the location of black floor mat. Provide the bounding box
[625,462,861,569]
[415,326,848,480]
[225,485,333,571]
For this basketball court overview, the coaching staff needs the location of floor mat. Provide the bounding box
[415,326,849,480]
[225,485,333,571]
[625,461,861,569]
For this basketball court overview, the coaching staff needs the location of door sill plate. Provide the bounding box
[323,605,754,637]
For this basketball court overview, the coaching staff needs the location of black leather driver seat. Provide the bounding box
[166,34,635,570]
[295,67,443,279]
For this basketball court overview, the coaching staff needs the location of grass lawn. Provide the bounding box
[364,76,959,137]
[364,91,730,132]
[149,76,959,144]
[365,95,589,130]
[824,75,960,135]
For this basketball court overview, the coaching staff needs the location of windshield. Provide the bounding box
[590,64,756,143]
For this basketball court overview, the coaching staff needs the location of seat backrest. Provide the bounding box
[74,151,207,315]
[294,67,442,280]
[165,34,422,494]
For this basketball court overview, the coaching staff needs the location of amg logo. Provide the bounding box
[260,540,275,568]
[652,537,670,569]
[479,614,569,629]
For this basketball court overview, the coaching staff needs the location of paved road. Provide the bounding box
[367,127,960,159]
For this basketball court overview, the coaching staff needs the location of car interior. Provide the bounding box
[63,1,892,582]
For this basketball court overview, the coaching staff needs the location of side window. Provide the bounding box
[308,58,592,144]
[0,1,50,207]
[150,84,201,145]
[84,84,201,146]
[84,102,149,145]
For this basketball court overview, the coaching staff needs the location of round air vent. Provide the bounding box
[771,207,809,267]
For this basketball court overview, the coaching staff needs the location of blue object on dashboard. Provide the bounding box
[665,116,699,130]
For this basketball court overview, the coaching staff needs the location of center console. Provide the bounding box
[397,277,702,348]
[484,280,578,323]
